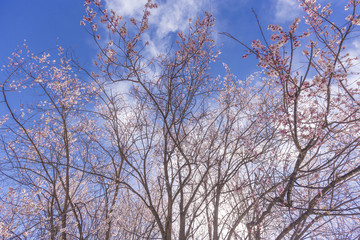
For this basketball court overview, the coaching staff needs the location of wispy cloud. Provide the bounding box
[104,0,213,56]
[344,40,360,84]
[151,0,210,36]
[274,0,300,22]
[105,0,148,18]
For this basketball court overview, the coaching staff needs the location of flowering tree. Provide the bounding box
[1,0,360,239]
[0,44,104,238]
[223,0,360,239]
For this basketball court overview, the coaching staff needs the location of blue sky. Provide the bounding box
[0,0,94,66]
[0,0,306,77]
[0,0,352,80]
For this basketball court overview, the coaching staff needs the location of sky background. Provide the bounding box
[0,0,352,80]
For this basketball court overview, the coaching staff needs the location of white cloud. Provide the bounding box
[344,40,360,84]
[104,0,211,36]
[105,0,148,18]
[274,0,300,22]
[104,0,213,56]
[151,0,209,36]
